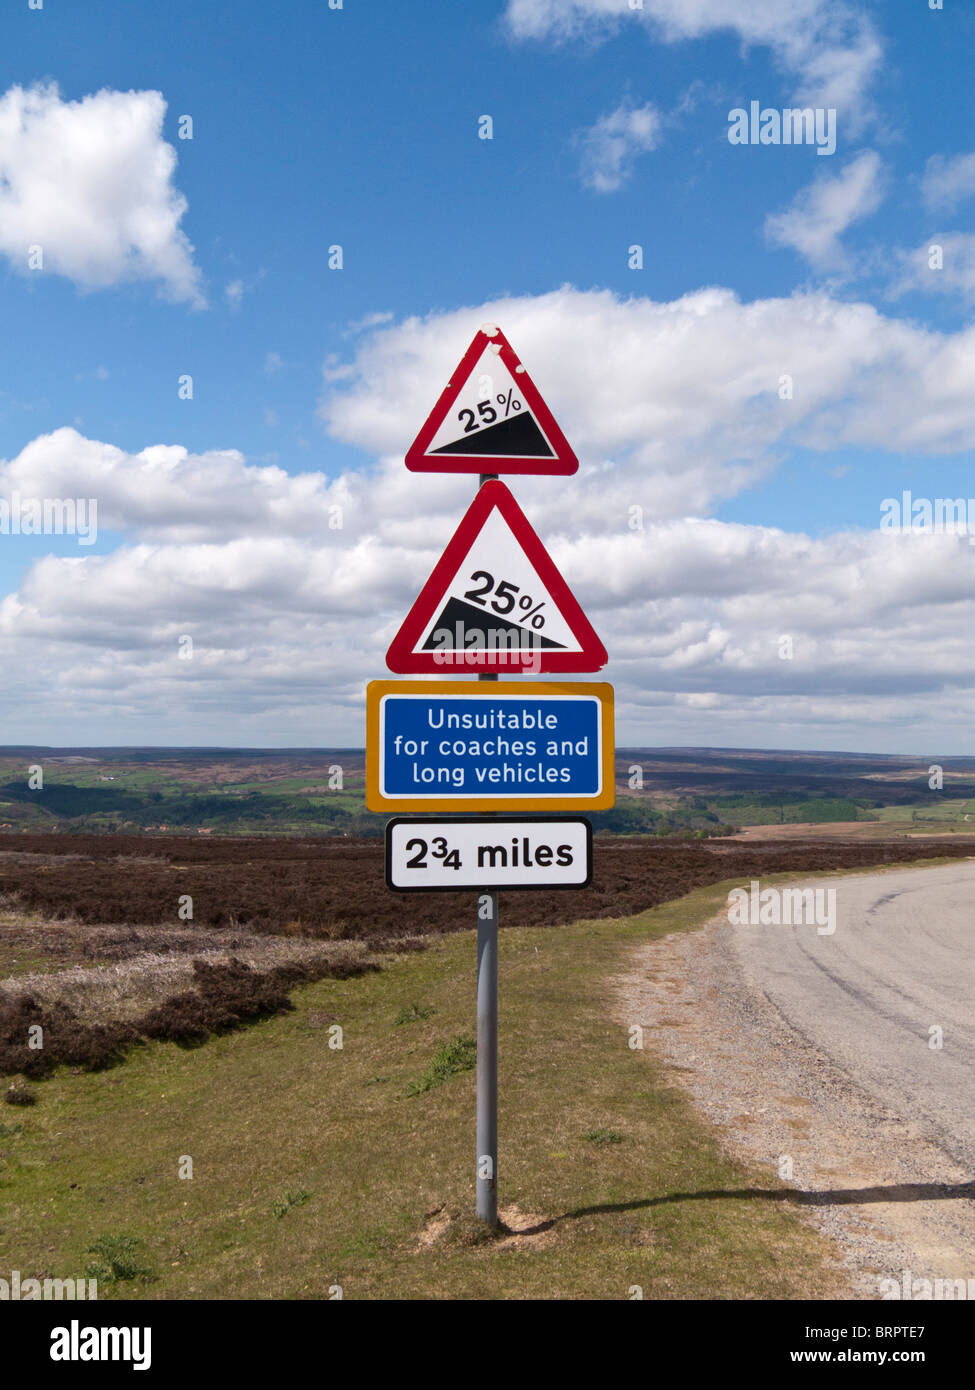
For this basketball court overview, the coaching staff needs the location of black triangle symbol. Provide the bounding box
[431,410,555,458]
[420,597,566,651]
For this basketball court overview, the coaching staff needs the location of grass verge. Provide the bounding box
[5,861,946,1299]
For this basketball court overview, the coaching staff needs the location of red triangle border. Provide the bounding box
[404,327,579,476]
[385,481,607,674]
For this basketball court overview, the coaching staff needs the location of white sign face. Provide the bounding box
[386,817,592,891]
[385,482,608,675]
[412,506,583,656]
[404,326,578,476]
[424,341,559,462]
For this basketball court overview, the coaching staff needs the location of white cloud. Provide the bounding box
[922,151,975,212]
[224,269,265,311]
[0,82,203,304]
[6,516,975,750]
[346,311,396,334]
[321,285,975,517]
[5,285,975,746]
[577,100,661,192]
[504,0,883,116]
[765,150,884,270]
[0,428,361,544]
[889,233,975,306]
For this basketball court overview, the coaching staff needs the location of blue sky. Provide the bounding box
[1,0,974,751]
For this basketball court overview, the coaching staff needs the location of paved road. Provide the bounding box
[624,858,975,1290]
[731,860,975,1171]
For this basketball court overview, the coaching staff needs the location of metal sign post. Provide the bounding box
[476,474,499,1227]
[476,883,499,1226]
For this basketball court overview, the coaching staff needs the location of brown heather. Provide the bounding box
[0,955,378,1076]
[2,831,974,940]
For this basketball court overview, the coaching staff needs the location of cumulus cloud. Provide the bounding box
[5,517,975,750]
[577,100,661,192]
[321,285,975,521]
[504,0,883,117]
[5,284,975,746]
[922,151,975,213]
[888,233,975,306]
[765,150,885,270]
[0,428,363,544]
[0,82,203,304]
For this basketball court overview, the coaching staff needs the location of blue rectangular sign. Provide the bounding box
[366,680,615,812]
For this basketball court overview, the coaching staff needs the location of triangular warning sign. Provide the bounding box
[386,481,607,673]
[404,325,578,476]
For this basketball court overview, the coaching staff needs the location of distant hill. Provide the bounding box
[1,746,972,839]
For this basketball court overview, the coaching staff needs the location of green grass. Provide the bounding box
[873,799,975,823]
[270,1189,312,1219]
[219,777,359,793]
[393,1002,436,1026]
[583,1127,625,1146]
[84,1233,157,1285]
[0,875,873,1300]
[402,1035,477,1097]
[707,799,865,825]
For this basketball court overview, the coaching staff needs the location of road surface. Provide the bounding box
[734,861,975,1172]
[618,859,975,1294]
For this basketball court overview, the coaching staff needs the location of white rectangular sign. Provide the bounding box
[386,817,592,891]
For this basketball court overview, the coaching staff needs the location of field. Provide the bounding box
[2,829,973,1088]
[2,831,974,950]
[5,744,975,840]
[2,874,873,1300]
[0,750,372,837]
[4,752,975,1300]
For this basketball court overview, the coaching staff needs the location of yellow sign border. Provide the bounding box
[366,679,615,813]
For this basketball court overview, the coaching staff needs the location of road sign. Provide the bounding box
[383,325,607,1232]
[366,679,614,812]
[404,324,578,475]
[386,817,592,891]
[385,480,607,674]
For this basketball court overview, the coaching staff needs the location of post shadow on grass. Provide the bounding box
[561,1179,975,1224]
[505,1179,975,1237]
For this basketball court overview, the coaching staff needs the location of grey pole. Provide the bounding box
[476,470,499,1227]
[475,884,499,1225]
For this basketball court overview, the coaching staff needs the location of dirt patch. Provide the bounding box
[417,1205,452,1247]
[415,1202,555,1251]
[496,1205,557,1250]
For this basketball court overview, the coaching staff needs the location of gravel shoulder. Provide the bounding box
[615,862,975,1298]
